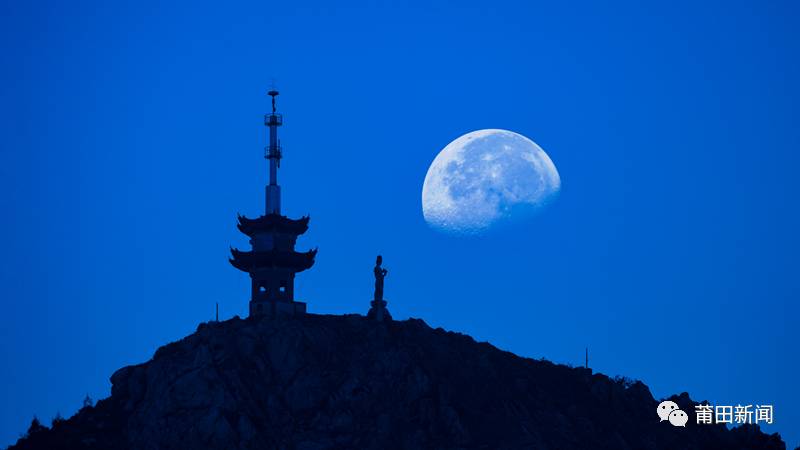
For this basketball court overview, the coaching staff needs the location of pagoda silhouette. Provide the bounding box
[230,90,317,317]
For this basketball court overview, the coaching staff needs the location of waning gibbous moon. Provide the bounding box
[421,129,560,235]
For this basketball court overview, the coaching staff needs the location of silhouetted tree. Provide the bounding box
[82,394,94,409]
[52,411,64,427]
[613,375,636,389]
[25,416,46,437]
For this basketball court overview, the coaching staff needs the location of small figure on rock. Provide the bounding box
[368,255,392,322]
[374,255,388,301]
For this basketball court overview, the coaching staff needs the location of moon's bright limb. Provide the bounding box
[421,129,560,234]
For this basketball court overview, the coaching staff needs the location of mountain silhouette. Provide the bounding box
[9,314,786,449]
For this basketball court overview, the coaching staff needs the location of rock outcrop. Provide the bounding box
[9,314,786,449]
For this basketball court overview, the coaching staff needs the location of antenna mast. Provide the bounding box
[265,89,283,214]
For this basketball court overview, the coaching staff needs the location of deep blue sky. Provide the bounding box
[1,0,798,447]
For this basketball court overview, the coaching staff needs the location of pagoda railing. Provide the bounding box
[265,113,283,126]
[264,144,282,159]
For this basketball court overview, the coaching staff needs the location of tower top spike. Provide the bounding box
[268,89,279,113]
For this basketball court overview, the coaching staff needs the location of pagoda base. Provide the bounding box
[250,299,306,318]
[367,299,392,322]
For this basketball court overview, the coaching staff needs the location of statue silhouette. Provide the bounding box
[373,255,388,301]
[368,255,392,322]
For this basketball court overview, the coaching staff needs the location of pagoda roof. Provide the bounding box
[237,213,310,237]
[229,248,317,273]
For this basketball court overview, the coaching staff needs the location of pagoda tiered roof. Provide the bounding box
[229,248,317,272]
[236,213,310,237]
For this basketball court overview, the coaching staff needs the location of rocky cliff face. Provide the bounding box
[9,314,786,449]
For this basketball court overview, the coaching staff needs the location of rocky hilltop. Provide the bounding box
[9,314,786,449]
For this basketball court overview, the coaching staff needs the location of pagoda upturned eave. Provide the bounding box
[229,248,317,272]
[236,213,310,237]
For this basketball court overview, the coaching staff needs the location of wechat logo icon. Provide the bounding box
[658,401,687,427]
